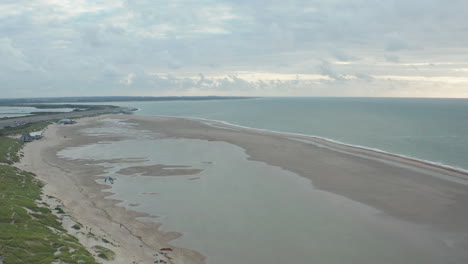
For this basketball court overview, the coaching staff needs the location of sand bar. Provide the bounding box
[17,114,468,263]
[117,164,203,177]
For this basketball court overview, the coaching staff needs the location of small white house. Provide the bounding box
[20,131,43,142]
[30,131,43,140]
[58,119,76,125]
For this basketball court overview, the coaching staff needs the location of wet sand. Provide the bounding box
[133,115,468,231]
[17,114,468,263]
[117,165,203,177]
[17,116,204,264]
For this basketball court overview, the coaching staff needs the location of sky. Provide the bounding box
[1,0,468,98]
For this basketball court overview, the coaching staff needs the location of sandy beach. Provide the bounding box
[16,114,468,263]
[17,116,205,264]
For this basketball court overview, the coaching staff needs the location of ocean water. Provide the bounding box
[57,118,458,264]
[101,97,468,171]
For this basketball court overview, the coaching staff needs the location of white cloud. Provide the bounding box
[1,0,468,98]
[452,68,468,72]
[375,75,468,84]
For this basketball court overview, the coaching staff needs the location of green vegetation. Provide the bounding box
[0,122,99,263]
[0,137,23,164]
[0,121,49,164]
[87,232,97,239]
[0,121,49,137]
[0,165,98,263]
[55,206,65,214]
[92,245,115,261]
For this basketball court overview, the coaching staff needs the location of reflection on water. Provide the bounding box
[59,134,454,264]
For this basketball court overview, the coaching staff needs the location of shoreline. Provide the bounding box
[16,114,468,263]
[130,115,468,230]
[16,116,205,264]
[145,114,468,177]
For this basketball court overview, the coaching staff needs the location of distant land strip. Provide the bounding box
[0,96,258,104]
[0,105,134,130]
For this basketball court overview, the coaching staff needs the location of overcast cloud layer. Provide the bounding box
[1,0,468,98]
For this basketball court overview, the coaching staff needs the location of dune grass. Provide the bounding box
[92,245,116,261]
[0,121,49,137]
[0,121,49,165]
[0,122,99,263]
[0,165,99,263]
[0,137,23,164]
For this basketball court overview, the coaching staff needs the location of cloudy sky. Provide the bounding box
[1,0,468,98]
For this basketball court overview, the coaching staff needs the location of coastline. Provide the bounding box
[130,114,468,229]
[16,114,468,263]
[150,114,468,176]
[16,116,205,264]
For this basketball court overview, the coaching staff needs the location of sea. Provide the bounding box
[104,97,468,171]
[59,97,468,264]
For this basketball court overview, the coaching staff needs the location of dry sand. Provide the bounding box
[16,114,468,263]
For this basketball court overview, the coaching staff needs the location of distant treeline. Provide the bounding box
[30,104,115,109]
[0,96,257,104]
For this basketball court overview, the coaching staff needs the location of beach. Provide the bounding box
[17,114,468,263]
[17,116,205,264]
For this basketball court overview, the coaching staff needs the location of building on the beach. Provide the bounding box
[30,131,43,140]
[20,132,34,142]
[20,131,43,142]
[58,119,75,125]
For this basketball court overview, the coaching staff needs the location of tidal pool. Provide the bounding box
[57,120,456,264]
